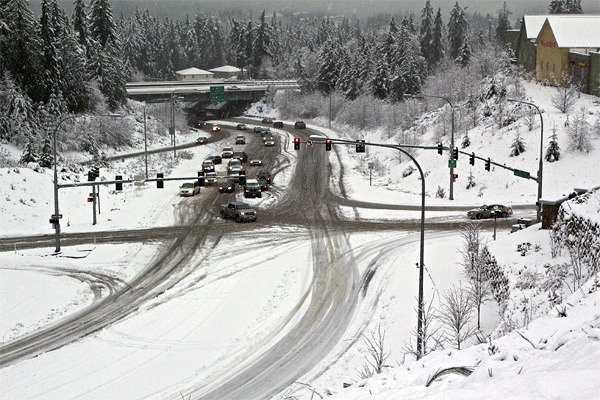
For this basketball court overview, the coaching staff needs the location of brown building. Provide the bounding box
[515,15,548,72]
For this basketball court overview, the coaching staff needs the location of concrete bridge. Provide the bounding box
[125,80,300,103]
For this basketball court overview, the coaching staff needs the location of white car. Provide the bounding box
[204,172,218,184]
[179,182,200,197]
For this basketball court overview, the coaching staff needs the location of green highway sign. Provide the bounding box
[514,169,530,179]
[448,159,456,168]
[209,86,225,102]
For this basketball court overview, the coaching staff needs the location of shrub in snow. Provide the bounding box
[461,133,470,148]
[436,185,446,198]
[466,170,476,189]
[510,132,525,156]
[437,285,476,350]
[402,165,415,177]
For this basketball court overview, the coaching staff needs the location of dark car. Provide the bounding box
[218,179,236,193]
[256,170,272,184]
[202,159,215,172]
[206,154,222,165]
[236,123,247,130]
[273,121,284,128]
[235,135,246,145]
[257,178,269,191]
[467,204,513,219]
[232,151,248,163]
[261,117,273,124]
[294,121,306,129]
[195,136,208,144]
[243,179,262,198]
[254,126,270,134]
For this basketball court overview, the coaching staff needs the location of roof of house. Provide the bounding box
[175,68,213,76]
[522,15,549,40]
[542,15,600,48]
[208,65,241,73]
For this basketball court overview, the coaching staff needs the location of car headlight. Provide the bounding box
[240,212,245,216]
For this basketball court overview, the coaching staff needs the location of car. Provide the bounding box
[257,177,269,191]
[254,126,270,134]
[250,159,262,166]
[206,154,222,165]
[235,135,246,145]
[221,146,234,158]
[273,121,284,128]
[218,179,235,193]
[232,151,248,163]
[202,159,215,172]
[294,121,306,129]
[195,136,208,144]
[261,117,274,124]
[236,123,247,130]
[264,138,275,146]
[210,124,221,132]
[228,170,242,183]
[243,179,262,198]
[466,204,513,219]
[229,85,241,90]
[204,171,218,184]
[179,181,200,197]
[220,202,257,222]
[261,131,273,141]
[227,159,244,172]
[256,170,272,184]
[197,121,206,128]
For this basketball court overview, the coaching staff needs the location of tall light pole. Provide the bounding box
[406,94,455,200]
[143,104,149,179]
[317,136,428,359]
[170,93,185,159]
[52,114,120,253]
[508,98,543,223]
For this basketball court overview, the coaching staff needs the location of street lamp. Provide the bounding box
[406,94,456,200]
[143,104,149,179]
[507,98,543,223]
[52,113,121,253]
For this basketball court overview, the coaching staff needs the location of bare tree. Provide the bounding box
[357,325,390,378]
[567,107,593,152]
[403,294,442,359]
[459,222,490,329]
[551,72,578,113]
[437,285,476,350]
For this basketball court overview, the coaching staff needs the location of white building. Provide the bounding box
[175,68,214,81]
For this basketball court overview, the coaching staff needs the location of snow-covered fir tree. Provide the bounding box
[568,108,593,152]
[545,125,561,162]
[510,132,526,156]
[447,2,468,60]
[495,2,512,44]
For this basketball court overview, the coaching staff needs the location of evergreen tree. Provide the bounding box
[39,0,64,104]
[430,7,445,67]
[370,45,389,100]
[545,127,561,162]
[466,170,476,189]
[317,37,340,92]
[419,0,434,69]
[455,36,472,66]
[549,0,583,14]
[510,132,526,156]
[462,132,471,148]
[252,10,274,78]
[0,75,37,144]
[448,2,468,61]
[495,2,512,45]
[548,0,565,13]
[1,0,44,103]
[89,0,118,48]
[72,0,89,48]
[20,137,38,164]
[567,108,593,152]
[389,25,426,101]
[38,136,53,168]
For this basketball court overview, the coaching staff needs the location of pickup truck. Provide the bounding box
[220,202,257,222]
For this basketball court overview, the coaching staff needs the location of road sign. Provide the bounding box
[514,169,531,179]
[210,86,225,103]
[134,174,145,187]
[448,159,457,168]
[306,139,314,147]
[368,162,374,169]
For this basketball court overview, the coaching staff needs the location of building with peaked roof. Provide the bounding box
[175,68,214,81]
[208,65,242,79]
[513,15,600,97]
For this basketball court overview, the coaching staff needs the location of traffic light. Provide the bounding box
[452,147,459,159]
[356,140,366,153]
[437,142,443,155]
[325,139,332,151]
[452,173,458,181]
[239,175,246,186]
[87,171,95,181]
[469,153,475,166]
[197,171,205,187]
[293,137,300,150]
[485,158,491,171]
[157,173,164,188]
[115,175,123,191]
[87,196,93,202]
